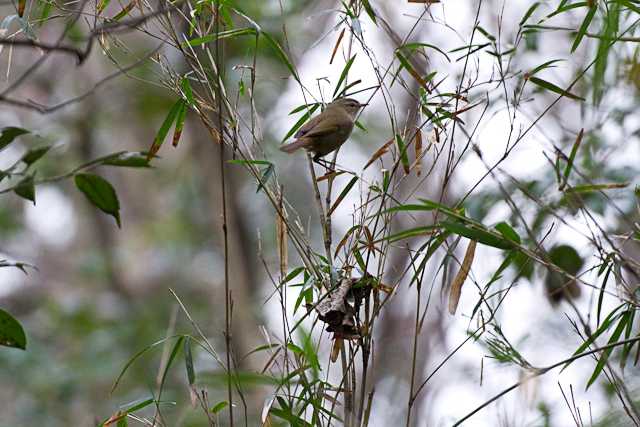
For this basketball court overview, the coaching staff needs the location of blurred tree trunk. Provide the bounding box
[192,119,262,367]
[371,10,447,425]
[75,99,129,297]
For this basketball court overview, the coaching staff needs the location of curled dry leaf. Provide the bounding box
[363,138,395,170]
[276,190,287,276]
[329,28,345,64]
[314,275,374,362]
[317,170,345,182]
[448,240,477,315]
[414,127,423,176]
[331,337,343,363]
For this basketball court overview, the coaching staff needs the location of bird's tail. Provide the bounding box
[279,139,309,153]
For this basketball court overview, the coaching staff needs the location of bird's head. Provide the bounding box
[329,97,366,118]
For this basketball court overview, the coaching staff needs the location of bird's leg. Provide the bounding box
[313,154,334,172]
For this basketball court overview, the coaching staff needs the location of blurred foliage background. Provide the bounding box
[1,0,640,426]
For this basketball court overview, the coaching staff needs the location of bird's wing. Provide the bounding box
[302,122,340,138]
[294,114,323,138]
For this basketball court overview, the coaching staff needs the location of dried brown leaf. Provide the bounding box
[363,138,395,170]
[414,127,423,176]
[448,240,477,315]
[330,28,345,65]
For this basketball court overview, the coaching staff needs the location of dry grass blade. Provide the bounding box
[363,138,395,170]
[414,127,423,176]
[317,170,346,182]
[335,225,360,257]
[276,189,288,276]
[330,28,346,65]
[448,240,477,315]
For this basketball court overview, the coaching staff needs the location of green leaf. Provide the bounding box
[563,304,625,371]
[597,263,613,326]
[281,104,320,143]
[333,55,357,97]
[21,145,52,166]
[14,175,35,204]
[519,2,541,26]
[0,308,26,350]
[199,371,278,387]
[97,0,110,13]
[256,163,274,193]
[0,127,29,151]
[494,222,521,244]
[382,226,438,243]
[294,287,312,313]
[362,0,376,23]
[102,152,151,168]
[227,159,272,166]
[328,176,358,216]
[111,336,184,393]
[158,336,184,396]
[395,134,410,174]
[148,99,185,161]
[211,401,228,414]
[283,267,305,284]
[395,51,429,90]
[440,221,514,250]
[586,310,630,389]
[300,329,320,379]
[571,5,597,53]
[528,76,584,101]
[186,27,257,47]
[97,398,155,427]
[184,337,195,386]
[112,1,135,20]
[262,31,300,82]
[561,129,583,189]
[181,76,195,107]
[528,59,565,77]
[172,101,187,147]
[74,173,121,227]
[565,182,628,193]
[399,42,451,62]
[269,406,313,427]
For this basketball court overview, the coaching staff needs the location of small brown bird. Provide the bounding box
[279,98,365,163]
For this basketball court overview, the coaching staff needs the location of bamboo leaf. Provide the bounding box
[571,5,597,53]
[328,176,358,216]
[400,42,451,62]
[586,310,630,389]
[281,104,320,143]
[333,55,357,97]
[262,31,300,82]
[520,2,541,26]
[148,99,185,161]
[172,102,187,147]
[395,134,410,174]
[186,27,257,47]
[440,221,514,250]
[184,337,195,385]
[565,182,629,193]
[362,0,377,23]
[528,76,585,101]
[527,59,565,78]
[395,51,429,90]
[560,129,584,190]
